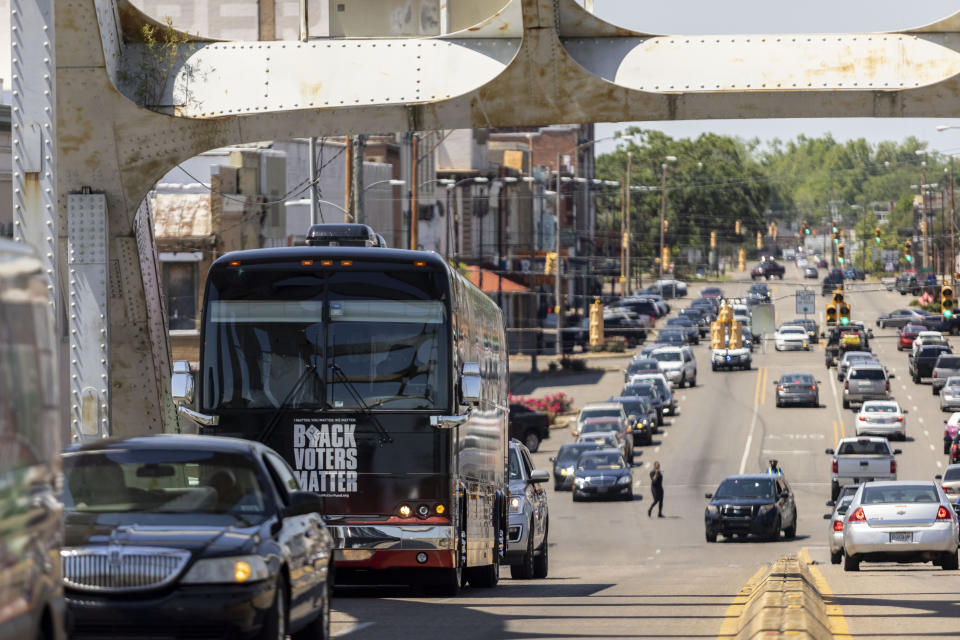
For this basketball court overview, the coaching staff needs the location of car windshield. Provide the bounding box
[508,449,523,480]
[780,374,812,384]
[581,421,619,434]
[849,368,885,380]
[578,453,625,470]
[838,440,890,455]
[863,404,897,413]
[557,444,599,464]
[946,378,960,388]
[861,485,939,504]
[623,384,657,400]
[652,351,682,362]
[944,468,960,482]
[62,448,270,521]
[780,327,804,334]
[580,408,621,423]
[628,359,658,372]
[939,357,960,368]
[714,478,775,500]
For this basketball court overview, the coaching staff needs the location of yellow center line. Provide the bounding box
[832,420,839,448]
[753,365,762,407]
[760,367,768,405]
[715,564,770,638]
[798,548,853,640]
[839,416,846,439]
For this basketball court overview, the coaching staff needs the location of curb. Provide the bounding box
[725,554,836,640]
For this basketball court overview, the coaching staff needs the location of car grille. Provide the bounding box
[62,546,190,592]
[722,505,755,517]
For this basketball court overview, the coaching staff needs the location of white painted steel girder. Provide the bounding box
[32,0,960,436]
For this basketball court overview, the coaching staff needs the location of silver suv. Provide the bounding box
[505,440,549,579]
[650,346,697,388]
[843,364,890,409]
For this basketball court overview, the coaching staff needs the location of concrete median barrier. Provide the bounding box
[719,553,846,640]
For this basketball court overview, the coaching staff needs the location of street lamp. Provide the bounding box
[937,126,960,279]
[362,178,406,192]
[659,155,678,277]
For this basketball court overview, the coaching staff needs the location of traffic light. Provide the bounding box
[905,239,913,262]
[837,243,845,264]
[735,220,741,235]
[589,299,604,347]
[710,230,717,248]
[662,219,669,233]
[832,224,838,234]
[738,248,746,271]
[826,299,838,325]
[833,230,839,244]
[943,285,955,319]
[756,231,763,250]
[544,251,558,275]
[661,246,670,267]
[839,301,851,326]
[875,227,882,243]
[803,221,811,235]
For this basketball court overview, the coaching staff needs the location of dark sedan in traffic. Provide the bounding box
[774,372,820,408]
[704,474,797,542]
[550,442,603,490]
[572,450,634,502]
[61,435,333,639]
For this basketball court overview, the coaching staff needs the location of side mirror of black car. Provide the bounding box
[893,449,903,455]
[936,474,944,481]
[704,492,713,499]
[283,490,326,518]
[780,490,790,498]
[823,513,831,520]
[826,500,835,507]
[825,448,835,455]
[820,332,826,338]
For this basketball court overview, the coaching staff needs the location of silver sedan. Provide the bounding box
[941,377,960,412]
[773,373,819,408]
[842,481,959,571]
[824,494,856,565]
[855,400,906,440]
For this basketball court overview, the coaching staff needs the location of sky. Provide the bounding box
[589,0,960,155]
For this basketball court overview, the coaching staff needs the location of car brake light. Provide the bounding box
[858,416,866,421]
[811,385,817,390]
[848,507,866,522]
[934,371,938,379]
[845,381,849,391]
[832,460,838,474]
[833,520,844,532]
[886,380,890,391]
[890,460,896,474]
[937,505,952,520]
[777,385,783,391]
[897,416,903,422]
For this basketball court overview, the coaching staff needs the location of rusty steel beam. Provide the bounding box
[43,0,960,433]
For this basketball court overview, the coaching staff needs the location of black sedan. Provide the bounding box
[609,395,657,445]
[656,328,690,347]
[773,372,820,408]
[61,435,333,639]
[550,442,602,490]
[572,450,634,501]
[704,474,797,542]
[665,316,700,344]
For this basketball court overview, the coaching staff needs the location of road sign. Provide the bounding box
[751,303,776,335]
[796,289,815,315]
[881,249,899,264]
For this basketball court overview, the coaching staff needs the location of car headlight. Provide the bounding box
[617,475,632,486]
[560,466,574,477]
[757,504,777,517]
[509,496,523,512]
[705,505,719,515]
[575,477,587,487]
[181,555,270,584]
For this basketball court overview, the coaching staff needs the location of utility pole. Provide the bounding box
[498,168,505,311]
[624,151,632,296]
[351,134,365,223]
[555,153,563,356]
[344,135,352,221]
[410,134,419,250]
[659,159,671,277]
[301,4,319,225]
[531,174,539,372]
[922,162,929,270]
[951,157,956,281]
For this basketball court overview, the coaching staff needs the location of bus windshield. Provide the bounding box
[201,265,449,412]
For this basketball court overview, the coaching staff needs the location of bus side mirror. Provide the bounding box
[460,362,481,405]
[171,360,195,406]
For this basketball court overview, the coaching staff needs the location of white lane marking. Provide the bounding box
[738,386,762,475]
[634,481,643,489]
[335,622,376,637]
[908,395,913,401]
[931,444,937,451]
[644,461,652,469]
[656,549,662,554]
[919,417,924,424]
[924,430,930,437]
[654,446,660,453]
[938,460,944,469]
[663,431,670,438]
[762,449,812,455]
[901,385,908,391]
[828,375,847,435]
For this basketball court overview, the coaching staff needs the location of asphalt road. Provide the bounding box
[331,264,960,640]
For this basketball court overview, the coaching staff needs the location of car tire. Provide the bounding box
[942,549,959,571]
[259,575,287,640]
[509,525,535,580]
[935,387,941,396]
[533,528,549,579]
[842,398,850,409]
[831,481,840,502]
[914,375,921,384]
[879,320,885,329]
[775,399,782,408]
[843,552,860,572]
[679,375,686,389]
[784,516,797,539]
[830,551,842,565]
[292,569,331,640]
[572,491,582,502]
[705,530,717,543]
[767,516,781,542]
[523,431,541,453]
[623,489,633,501]
[690,376,696,387]
[946,441,952,455]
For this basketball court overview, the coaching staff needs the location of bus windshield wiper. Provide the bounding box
[258,364,323,444]
[328,362,393,446]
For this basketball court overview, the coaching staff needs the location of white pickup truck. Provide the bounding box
[825,436,901,500]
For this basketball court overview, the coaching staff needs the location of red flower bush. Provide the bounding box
[509,392,573,421]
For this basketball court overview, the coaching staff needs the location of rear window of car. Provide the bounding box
[613,399,647,416]
[938,357,960,368]
[838,440,891,455]
[781,374,812,383]
[861,485,939,504]
[557,444,599,464]
[863,403,896,413]
[581,420,619,434]
[921,347,952,357]
[849,368,885,380]
[944,468,960,482]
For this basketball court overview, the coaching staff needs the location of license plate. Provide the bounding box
[889,532,913,543]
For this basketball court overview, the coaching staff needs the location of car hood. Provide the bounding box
[574,468,629,479]
[657,361,682,370]
[709,497,775,509]
[64,512,262,556]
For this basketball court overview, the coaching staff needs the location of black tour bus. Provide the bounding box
[175,224,508,594]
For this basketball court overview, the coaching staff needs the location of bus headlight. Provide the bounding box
[398,504,413,518]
